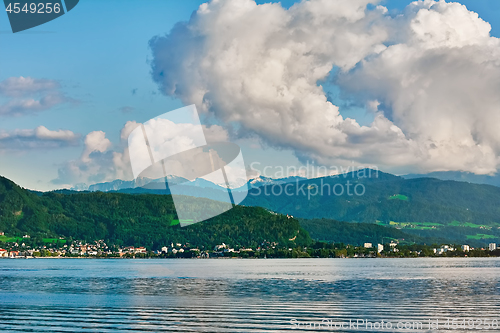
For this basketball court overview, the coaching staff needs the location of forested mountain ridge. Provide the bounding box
[4,169,500,248]
[0,176,311,250]
[242,169,500,226]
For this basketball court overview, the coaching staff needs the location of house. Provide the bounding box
[123,246,135,253]
[215,243,227,251]
[377,244,384,253]
[435,245,455,255]
[489,243,497,251]
[461,245,470,252]
[0,248,8,257]
[134,247,147,254]
[363,243,373,248]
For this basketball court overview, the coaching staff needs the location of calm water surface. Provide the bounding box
[0,258,499,332]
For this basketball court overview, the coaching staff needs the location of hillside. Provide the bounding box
[241,169,500,245]
[0,176,311,250]
[299,218,425,245]
[5,170,500,247]
[403,171,500,188]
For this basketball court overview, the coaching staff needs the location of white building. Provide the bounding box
[461,245,470,252]
[377,244,384,253]
[363,243,372,248]
[435,245,455,255]
[489,243,497,251]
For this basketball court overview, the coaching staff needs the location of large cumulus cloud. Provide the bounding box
[149,0,500,175]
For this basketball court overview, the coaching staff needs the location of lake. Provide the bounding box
[0,258,499,332]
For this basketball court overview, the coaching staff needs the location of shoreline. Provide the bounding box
[2,256,499,260]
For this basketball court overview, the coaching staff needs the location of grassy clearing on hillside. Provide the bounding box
[381,221,443,229]
[450,220,493,229]
[43,238,66,244]
[0,235,22,243]
[466,234,496,240]
[388,194,408,201]
[0,236,66,244]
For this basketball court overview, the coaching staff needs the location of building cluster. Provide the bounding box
[363,242,399,253]
[0,239,115,258]
[0,238,260,258]
[1,233,499,258]
[458,243,497,253]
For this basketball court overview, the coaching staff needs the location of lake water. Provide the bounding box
[0,258,499,332]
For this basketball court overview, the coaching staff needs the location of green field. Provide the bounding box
[466,234,496,240]
[378,220,496,231]
[42,238,66,243]
[0,236,66,244]
[450,220,493,229]
[388,194,408,201]
[377,221,442,230]
[0,235,22,243]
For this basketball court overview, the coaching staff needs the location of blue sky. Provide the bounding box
[1,0,500,190]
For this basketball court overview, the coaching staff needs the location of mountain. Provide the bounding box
[402,171,500,188]
[66,169,500,245]
[0,175,312,250]
[8,168,500,246]
[298,218,435,245]
[246,175,306,189]
[241,169,500,245]
[72,176,189,192]
[72,175,306,193]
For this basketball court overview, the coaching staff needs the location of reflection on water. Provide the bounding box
[0,258,499,332]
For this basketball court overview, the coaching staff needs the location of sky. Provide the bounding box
[1,0,500,190]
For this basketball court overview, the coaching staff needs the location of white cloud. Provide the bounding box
[53,130,118,186]
[149,0,500,175]
[0,77,60,97]
[338,0,500,174]
[82,131,112,163]
[0,76,73,117]
[0,126,79,150]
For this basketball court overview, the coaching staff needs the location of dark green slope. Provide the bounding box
[241,169,500,245]
[0,176,311,249]
[0,176,52,234]
[242,170,500,225]
[299,218,447,246]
